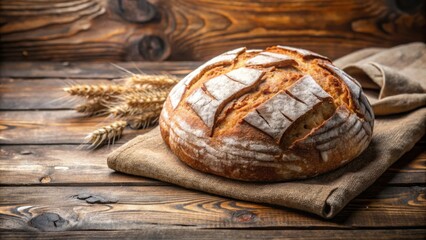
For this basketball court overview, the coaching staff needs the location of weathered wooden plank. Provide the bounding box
[0,145,164,186]
[0,79,112,110]
[0,0,423,61]
[0,62,199,79]
[0,110,151,144]
[1,229,425,239]
[0,145,424,186]
[0,186,424,230]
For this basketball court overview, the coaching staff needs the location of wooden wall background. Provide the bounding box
[0,0,424,61]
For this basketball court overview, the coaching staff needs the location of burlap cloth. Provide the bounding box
[108,42,426,219]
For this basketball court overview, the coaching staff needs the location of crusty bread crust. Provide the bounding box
[159,46,374,182]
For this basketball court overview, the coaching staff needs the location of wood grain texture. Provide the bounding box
[1,229,426,240]
[0,0,424,61]
[0,61,425,237]
[0,110,151,144]
[0,145,165,186]
[0,186,425,231]
[0,145,424,186]
[0,79,111,110]
[384,145,426,184]
[0,62,198,110]
[0,61,199,79]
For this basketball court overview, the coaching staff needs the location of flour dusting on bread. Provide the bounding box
[160,46,374,182]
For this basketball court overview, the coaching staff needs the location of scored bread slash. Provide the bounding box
[186,68,264,132]
[277,45,330,60]
[246,52,297,67]
[244,75,331,143]
[169,47,247,110]
[160,45,374,182]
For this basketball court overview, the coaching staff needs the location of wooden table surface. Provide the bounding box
[0,62,425,239]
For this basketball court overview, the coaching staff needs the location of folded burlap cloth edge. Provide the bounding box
[108,42,426,219]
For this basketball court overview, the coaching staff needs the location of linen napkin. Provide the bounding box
[108,42,426,218]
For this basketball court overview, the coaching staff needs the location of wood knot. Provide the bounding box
[138,35,168,61]
[231,210,258,223]
[40,176,51,183]
[118,0,157,23]
[75,193,118,204]
[29,212,68,231]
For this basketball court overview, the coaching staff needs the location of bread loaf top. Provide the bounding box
[159,46,374,182]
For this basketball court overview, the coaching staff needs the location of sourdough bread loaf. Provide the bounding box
[159,46,374,182]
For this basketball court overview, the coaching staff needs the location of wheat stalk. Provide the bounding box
[84,120,127,149]
[64,71,178,149]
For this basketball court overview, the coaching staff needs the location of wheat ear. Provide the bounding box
[127,110,162,129]
[64,84,127,98]
[126,74,179,88]
[124,89,169,107]
[109,102,163,118]
[84,120,127,149]
[75,97,108,116]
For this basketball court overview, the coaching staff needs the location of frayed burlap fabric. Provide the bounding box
[108,43,426,218]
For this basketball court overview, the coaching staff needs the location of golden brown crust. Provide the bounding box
[159,46,374,182]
